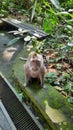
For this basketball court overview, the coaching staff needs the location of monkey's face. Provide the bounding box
[30,56,41,71]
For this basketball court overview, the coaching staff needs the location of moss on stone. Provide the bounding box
[12,47,73,130]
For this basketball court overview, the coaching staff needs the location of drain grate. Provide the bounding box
[0,73,44,130]
[0,100,16,130]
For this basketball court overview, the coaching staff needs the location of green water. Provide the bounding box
[0,31,24,79]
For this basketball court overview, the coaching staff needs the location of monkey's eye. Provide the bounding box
[32,60,35,62]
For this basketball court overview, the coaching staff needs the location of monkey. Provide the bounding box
[24,51,45,88]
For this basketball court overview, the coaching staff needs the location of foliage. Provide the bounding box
[0,0,30,17]
[45,72,58,85]
[60,0,73,9]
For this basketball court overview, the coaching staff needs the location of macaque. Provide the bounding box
[24,51,45,88]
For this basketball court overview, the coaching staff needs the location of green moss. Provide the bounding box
[12,47,73,130]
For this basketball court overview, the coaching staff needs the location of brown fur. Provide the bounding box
[24,51,45,88]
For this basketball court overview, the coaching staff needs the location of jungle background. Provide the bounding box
[0,0,73,103]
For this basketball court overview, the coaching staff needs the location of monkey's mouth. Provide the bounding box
[32,68,38,71]
[32,67,39,71]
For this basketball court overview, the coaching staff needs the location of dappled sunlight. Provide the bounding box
[44,100,66,123]
[0,32,5,36]
[3,46,17,61]
[26,45,33,51]
[11,18,21,24]
[0,20,3,25]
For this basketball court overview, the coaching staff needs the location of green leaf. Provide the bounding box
[7,37,21,46]
[66,25,73,31]
[31,0,38,22]
[8,29,29,35]
[62,72,70,78]
[68,39,73,47]
[50,0,61,10]
[68,97,73,104]
[45,72,57,84]
[56,11,69,16]
[24,36,31,42]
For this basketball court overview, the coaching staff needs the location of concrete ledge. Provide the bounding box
[12,47,73,130]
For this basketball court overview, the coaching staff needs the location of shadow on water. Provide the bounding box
[0,31,24,78]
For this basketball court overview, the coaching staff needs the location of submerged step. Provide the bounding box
[2,18,48,39]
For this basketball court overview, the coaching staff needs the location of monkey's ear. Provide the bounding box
[29,51,37,56]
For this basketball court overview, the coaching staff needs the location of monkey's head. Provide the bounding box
[29,51,37,58]
[24,51,45,87]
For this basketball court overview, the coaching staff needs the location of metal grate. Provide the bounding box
[0,100,16,130]
[0,73,44,130]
